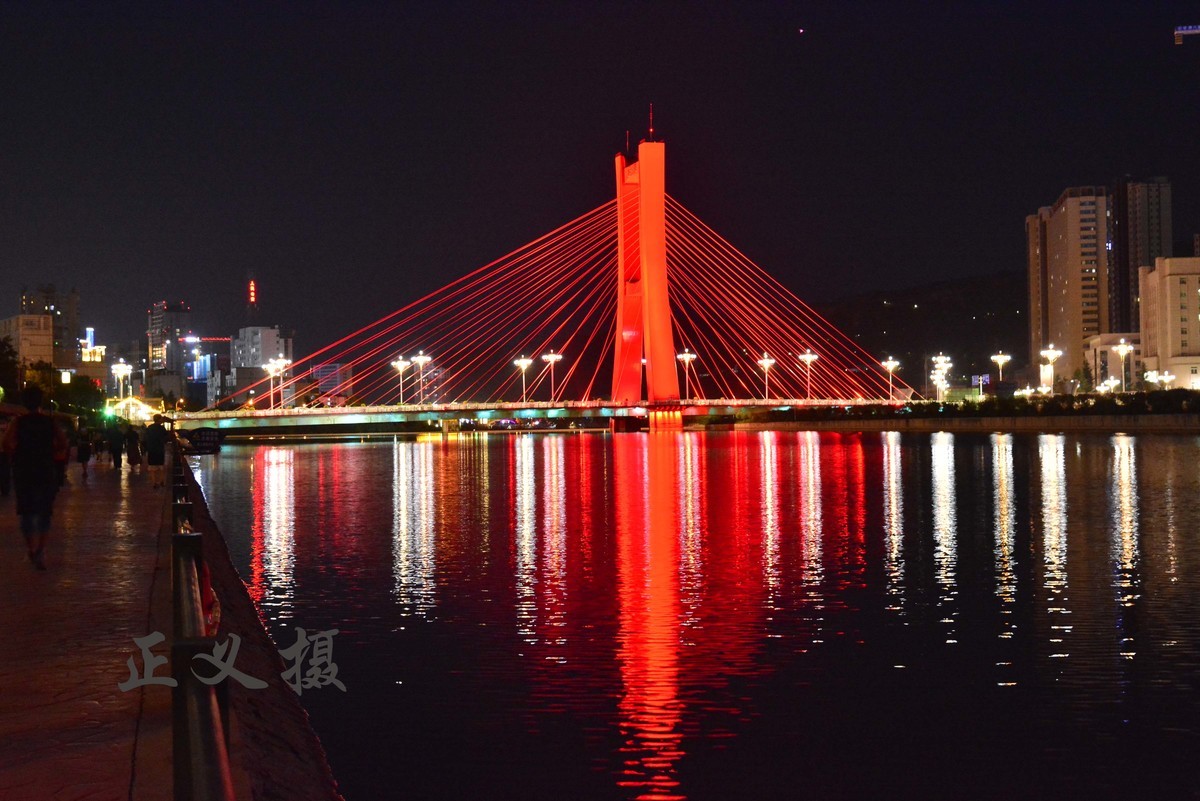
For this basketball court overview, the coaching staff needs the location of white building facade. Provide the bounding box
[1138,256,1200,389]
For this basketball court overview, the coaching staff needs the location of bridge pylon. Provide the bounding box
[612,140,680,410]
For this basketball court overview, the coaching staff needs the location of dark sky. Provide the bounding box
[3,1,1199,354]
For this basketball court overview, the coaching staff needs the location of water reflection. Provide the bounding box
[1038,434,1071,657]
[797,431,823,595]
[249,447,295,619]
[515,435,538,644]
[614,434,684,800]
[931,432,957,637]
[759,432,781,602]
[391,440,437,616]
[992,434,1017,617]
[882,431,904,611]
[540,436,569,660]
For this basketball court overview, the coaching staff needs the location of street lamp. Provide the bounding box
[798,349,819,400]
[264,356,291,410]
[391,357,411,404]
[411,351,432,403]
[541,350,563,400]
[514,356,533,403]
[931,354,952,402]
[1111,338,1134,393]
[991,352,1011,383]
[1039,345,1062,394]
[881,356,900,401]
[111,359,132,398]
[757,352,775,400]
[1159,370,1176,388]
[676,348,697,400]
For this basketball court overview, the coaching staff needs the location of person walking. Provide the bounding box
[106,423,124,471]
[75,424,93,480]
[144,414,169,489]
[124,423,142,473]
[2,386,68,570]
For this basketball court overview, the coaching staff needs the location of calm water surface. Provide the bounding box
[195,431,1200,800]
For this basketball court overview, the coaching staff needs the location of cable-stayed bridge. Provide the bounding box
[178,138,913,434]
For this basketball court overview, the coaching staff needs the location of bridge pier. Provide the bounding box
[610,408,682,433]
[440,418,460,435]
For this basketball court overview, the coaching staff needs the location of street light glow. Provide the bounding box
[541,350,563,401]
[991,352,1011,382]
[757,352,776,400]
[514,356,533,403]
[881,356,900,401]
[411,351,432,404]
[391,357,411,405]
[676,348,697,400]
[1111,338,1134,393]
[798,349,818,400]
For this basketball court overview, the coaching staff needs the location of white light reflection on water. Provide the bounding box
[391,439,437,616]
[1039,434,1071,658]
[257,447,296,620]
[515,435,538,645]
[798,431,823,595]
[678,433,704,636]
[759,432,781,602]
[993,434,1017,624]
[882,431,904,612]
[540,435,568,660]
[931,432,957,639]
[1110,435,1140,661]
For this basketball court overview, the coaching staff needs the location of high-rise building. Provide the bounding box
[1026,187,1110,382]
[1109,177,1172,332]
[232,325,293,368]
[147,301,193,373]
[20,284,80,368]
[1138,256,1200,388]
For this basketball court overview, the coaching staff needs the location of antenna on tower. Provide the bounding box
[625,130,630,154]
[648,103,655,141]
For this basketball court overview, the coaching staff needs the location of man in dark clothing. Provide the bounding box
[2,386,68,569]
[144,414,169,488]
[106,423,124,471]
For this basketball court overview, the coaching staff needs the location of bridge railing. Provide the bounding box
[169,438,238,801]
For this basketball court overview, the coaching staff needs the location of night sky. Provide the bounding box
[3,1,1199,355]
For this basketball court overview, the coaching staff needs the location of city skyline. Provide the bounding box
[3,2,1200,354]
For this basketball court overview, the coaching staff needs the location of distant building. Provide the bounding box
[0,314,54,370]
[1083,333,1142,390]
[20,284,80,368]
[312,362,354,404]
[232,325,293,369]
[1026,187,1109,382]
[147,301,193,373]
[1139,256,1200,389]
[1108,177,1171,333]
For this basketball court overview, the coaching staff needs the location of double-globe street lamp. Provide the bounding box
[411,351,432,404]
[798,349,819,400]
[514,356,533,403]
[1112,338,1134,393]
[391,357,411,404]
[541,351,563,400]
[881,356,900,401]
[757,352,775,400]
[264,356,292,410]
[111,359,132,399]
[676,348,697,400]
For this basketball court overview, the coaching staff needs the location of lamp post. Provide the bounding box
[1159,370,1175,388]
[541,351,563,400]
[1039,345,1062,394]
[931,354,952,402]
[264,356,291,410]
[757,352,775,400]
[991,352,1011,383]
[111,359,132,399]
[411,351,432,403]
[391,357,411,404]
[798,349,819,400]
[676,348,697,400]
[881,356,900,401]
[514,356,533,403]
[1111,338,1134,393]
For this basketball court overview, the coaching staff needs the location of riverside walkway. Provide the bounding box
[0,458,185,801]
[0,453,343,801]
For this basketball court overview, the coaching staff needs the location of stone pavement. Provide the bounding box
[0,456,209,801]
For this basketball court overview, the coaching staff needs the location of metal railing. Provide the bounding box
[170,439,237,801]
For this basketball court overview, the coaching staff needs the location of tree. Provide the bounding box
[0,336,17,401]
[1072,362,1094,393]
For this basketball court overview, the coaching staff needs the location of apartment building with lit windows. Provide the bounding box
[1139,256,1200,389]
[1026,187,1110,382]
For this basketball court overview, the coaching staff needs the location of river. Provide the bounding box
[194,430,1200,800]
